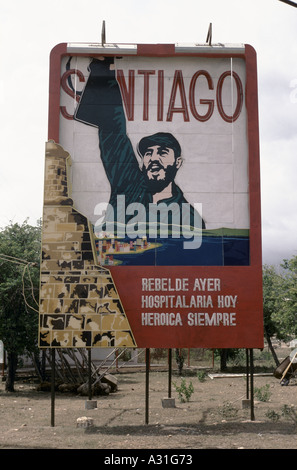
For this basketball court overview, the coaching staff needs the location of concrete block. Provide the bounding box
[242,399,251,409]
[161,398,176,408]
[85,399,97,409]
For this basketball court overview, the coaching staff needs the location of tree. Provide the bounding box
[274,257,297,340]
[262,264,286,366]
[175,348,184,375]
[263,258,297,367]
[213,348,244,371]
[0,220,41,391]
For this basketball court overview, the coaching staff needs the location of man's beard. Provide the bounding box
[142,162,178,195]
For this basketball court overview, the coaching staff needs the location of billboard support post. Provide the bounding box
[88,348,92,401]
[145,349,150,424]
[246,349,250,399]
[168,349,172,398]
[249,349,255,421]
[245,348,255,421]
[51,349,55,427]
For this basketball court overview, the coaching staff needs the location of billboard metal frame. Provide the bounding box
[44,42,263,350]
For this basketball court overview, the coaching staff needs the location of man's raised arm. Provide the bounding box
[74,57,141,191]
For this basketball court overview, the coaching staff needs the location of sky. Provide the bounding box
[1,0,297,266]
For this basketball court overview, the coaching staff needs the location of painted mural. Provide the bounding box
[61,55,250,268]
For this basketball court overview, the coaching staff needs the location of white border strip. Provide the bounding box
[67,43,138,54]
[67,42,245,55]
[175,43,245,54]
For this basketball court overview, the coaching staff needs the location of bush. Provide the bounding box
[265,409,280,422]
[218,402,238,419]
[197,370,207,382]
[173,378,194,403]
[254,384,271,402]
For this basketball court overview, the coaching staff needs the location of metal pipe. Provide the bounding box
[145,348,150,424]
[168,349,172,398]
[51,349,55,427]
[250,349,255,421]
[88,348,92,400]
[246,349,249,399]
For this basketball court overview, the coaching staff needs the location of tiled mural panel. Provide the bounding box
[39,141,136,348]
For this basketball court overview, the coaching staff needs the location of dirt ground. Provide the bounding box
[0,366,296,451]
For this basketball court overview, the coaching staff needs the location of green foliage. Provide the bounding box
[173,378,194,403]
[0,220,41,356]
[213,348,245,371]
[281,404,297,424]
[175,349,184,375]
[265,405,297,424]
[218,402,238,419]
[254,384,271,402]
[262,264,285,339]
[275,257,297,339]
[197,370,207,382]
[265,409,280,422]
[263,258,297,343]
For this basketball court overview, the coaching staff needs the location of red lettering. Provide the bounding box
[216,71,243,123]
[117,70,135,121]
[157,70,164,121]
[116,68,243,123]
[189,70,214,122]
[138,70,155,121]
[166,70,190,122]
[60,69,85,120]
[66,67,244,124]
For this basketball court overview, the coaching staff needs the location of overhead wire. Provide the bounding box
[0,254,31,265]
[22,265,39,313]
[23,264,39,307]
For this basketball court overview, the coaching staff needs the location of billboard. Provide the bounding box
[39,42,263,349]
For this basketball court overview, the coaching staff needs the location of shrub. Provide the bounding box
[197,370,207,382]
[173,378,194,403]
[265,410,280,422]
[254,384,271,402]
[218,402,238,419]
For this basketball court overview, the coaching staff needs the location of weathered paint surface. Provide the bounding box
[39,141,136,348]
[42,44,263,349]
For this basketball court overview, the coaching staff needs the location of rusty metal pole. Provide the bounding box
[88,348,92,400]
[51,349,56,427]
[145,348,150,424]
[246,349,249,399]
[250,349,255,421]
[168,349,172,398]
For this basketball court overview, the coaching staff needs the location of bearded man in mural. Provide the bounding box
[74,57,249,266]
[74,58,205,264]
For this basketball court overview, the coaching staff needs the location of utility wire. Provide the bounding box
[0,253,37,266]
[23,264,39,308]
[22,266,39,314]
